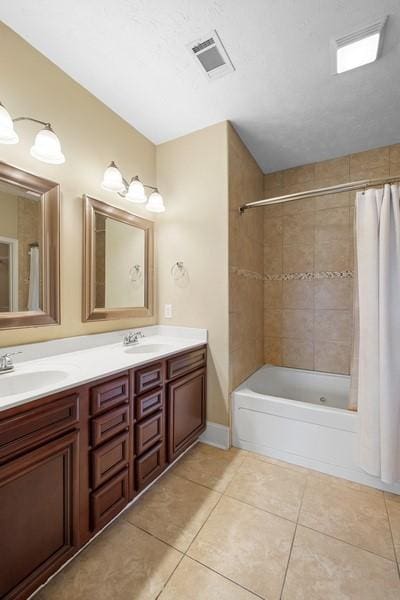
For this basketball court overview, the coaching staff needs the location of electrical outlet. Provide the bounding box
[164,304,172,318]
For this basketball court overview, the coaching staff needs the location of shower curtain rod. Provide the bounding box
[239,174,400,213]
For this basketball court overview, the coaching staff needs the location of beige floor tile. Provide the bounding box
[247,450,309,475]
[282,526,400,600]
[171,442,246,492]
[36,520,181,600]
[188,495,295,599]
[225,456,306,521]
[124,472,220,552]
[386,497,400,563]
[299,473,395,559]
[158,556,259,600]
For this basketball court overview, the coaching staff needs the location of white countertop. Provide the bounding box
[0,325,207,412]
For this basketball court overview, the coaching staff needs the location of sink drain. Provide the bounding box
[319,396,327,403]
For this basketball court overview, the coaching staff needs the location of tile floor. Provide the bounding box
[37,443,400,600]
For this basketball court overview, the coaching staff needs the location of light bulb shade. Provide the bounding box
[30,126,65,164]
[126,177,146,203]
[0,104,18,144]
[101,161,125,192]
[146,191,165,213]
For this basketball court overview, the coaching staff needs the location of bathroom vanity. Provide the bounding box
[0,330,207,600]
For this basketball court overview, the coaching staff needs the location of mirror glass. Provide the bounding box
[94,212,146,309]
[0,180,42,313]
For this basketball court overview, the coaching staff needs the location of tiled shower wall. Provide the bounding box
[229,125,264,390]
[263,144,400,374]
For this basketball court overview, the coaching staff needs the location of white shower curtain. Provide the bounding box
[28,246,40,311]
[353,184,400,483]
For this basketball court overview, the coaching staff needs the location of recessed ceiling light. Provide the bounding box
[334,17,387,74]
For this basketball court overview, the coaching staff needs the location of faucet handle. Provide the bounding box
[0,351,21,372]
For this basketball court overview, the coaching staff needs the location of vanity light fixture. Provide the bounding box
[101,161,166,213]
[0,102,65,164]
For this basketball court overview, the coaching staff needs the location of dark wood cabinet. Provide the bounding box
[0,431,79,600]
[0,343,207,600]
[167,367,206,462]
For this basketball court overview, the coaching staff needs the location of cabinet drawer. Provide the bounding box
[91,405,129,448]
[91,432,129,489]
[135,362,163,395]
[0,392,79,463]
[90,375,129,416]
[135,411,163,456]
[90,468,129,532]
[167,348,206,380]
[135,388,163,421]
[135,441,165,491]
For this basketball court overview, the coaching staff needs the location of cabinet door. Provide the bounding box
[0,431,79,600]
[167,368,206,462]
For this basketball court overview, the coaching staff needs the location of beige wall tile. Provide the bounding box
[283,244,314,273]
[314,191,351,210]
[264,280,282,308]
[314,156,350,186]
[282,338,314,370]
[283,213,315,246]
[315,207,351,244]
[350,146,390,180]
[314,340,351,374]
[314,310,352,342]
[314,279,353,310]
[264,309,282,338]
[264,337,282,364]
[264,171,284,194]
[389,144,400,176]
[282,280,314,309]
[264,216,283,246]
[314,239,352,272]
[283,164,315,187]
[282,197,316,215]
[282,309,313,340]
[264,244,283,274]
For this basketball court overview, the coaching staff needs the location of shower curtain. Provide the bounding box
[28,246,40,311]
[352,184,400,483]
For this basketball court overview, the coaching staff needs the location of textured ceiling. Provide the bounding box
[1,0,400,172]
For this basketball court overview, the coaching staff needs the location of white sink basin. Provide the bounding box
[124,343,174,355]
[0,370,69,397]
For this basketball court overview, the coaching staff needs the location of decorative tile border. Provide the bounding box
[265,270,354,281]
[231,266,354,281]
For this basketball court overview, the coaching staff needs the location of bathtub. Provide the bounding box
[232,365,400,493]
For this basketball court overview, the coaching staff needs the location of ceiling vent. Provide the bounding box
[188,30,234,80]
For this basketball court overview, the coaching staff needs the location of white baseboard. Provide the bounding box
[199,421,230,449]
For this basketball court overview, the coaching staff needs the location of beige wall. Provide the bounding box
[0,22,157,347]
[228,125,264,390]
[263,144,400,374]
[156,122,230,426]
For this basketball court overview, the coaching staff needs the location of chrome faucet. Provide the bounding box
[123,331,145,346]
[0,352,22,374]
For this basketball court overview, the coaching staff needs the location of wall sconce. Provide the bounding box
[0,102,65,164]
[101,161,166,213]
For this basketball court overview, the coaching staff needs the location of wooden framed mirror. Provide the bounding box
[83,195,154,321]
[0,161,60,329]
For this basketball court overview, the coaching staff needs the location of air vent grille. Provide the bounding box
[188,30,234,80]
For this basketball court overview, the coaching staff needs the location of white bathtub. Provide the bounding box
[232,365,400,493]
